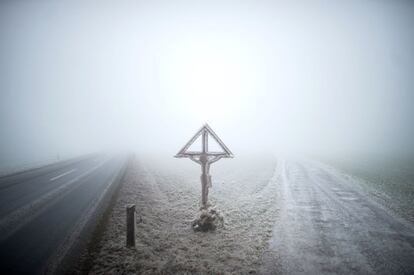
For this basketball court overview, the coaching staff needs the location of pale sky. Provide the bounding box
[1,0,414,167]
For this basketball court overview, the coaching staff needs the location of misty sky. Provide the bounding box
[1,0,414,167]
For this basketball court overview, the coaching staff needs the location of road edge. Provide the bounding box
[45,154,132,275]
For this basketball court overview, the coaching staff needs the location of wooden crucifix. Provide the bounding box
[175,124,233,209]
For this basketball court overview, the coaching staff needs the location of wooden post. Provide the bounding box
[126,204,136,247]
[200,129,210,208]
[201,173,208,208]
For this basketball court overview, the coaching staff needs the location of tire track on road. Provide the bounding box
[262,159,414,275]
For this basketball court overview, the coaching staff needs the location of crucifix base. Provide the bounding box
[191,207,224,232]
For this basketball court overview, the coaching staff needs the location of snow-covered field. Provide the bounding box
[89,154,280,274]
[88,155,414,274]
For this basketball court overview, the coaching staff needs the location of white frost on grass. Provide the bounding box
[89,155,279,274]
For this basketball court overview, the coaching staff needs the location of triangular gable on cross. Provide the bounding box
[175,124,233,158]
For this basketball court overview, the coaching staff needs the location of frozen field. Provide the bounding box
[88,154,279,274]
[87,155,414,274]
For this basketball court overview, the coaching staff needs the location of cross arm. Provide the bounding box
[208,156,223,164]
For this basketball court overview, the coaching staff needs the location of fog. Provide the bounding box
[1,0,414,169]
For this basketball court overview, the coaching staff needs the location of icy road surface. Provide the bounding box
[262,159,414,275]
[0,154,127,274]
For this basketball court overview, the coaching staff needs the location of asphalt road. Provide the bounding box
[262,159,414,275]
[0,154,127,274]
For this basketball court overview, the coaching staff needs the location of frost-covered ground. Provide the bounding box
[88,154,280,274]
[87,155,414,274]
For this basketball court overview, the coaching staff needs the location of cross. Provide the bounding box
[175,124,233,209]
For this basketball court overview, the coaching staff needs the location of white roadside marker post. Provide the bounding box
[175,124,233,209]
